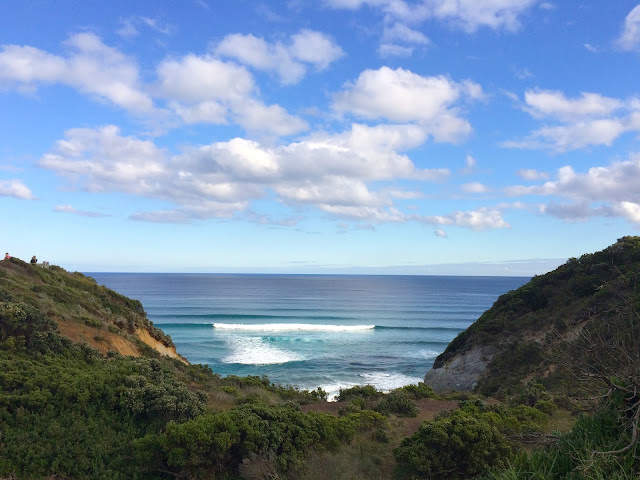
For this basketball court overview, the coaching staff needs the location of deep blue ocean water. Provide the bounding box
[88,274,528,398]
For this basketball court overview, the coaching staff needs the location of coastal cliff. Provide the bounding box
[0,257,185,362]
[424,236,640,399]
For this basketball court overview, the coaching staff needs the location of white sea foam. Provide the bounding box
[213,323,375,332]
[412,349,441,359]
[361,372,424,393]
[222,337,305,365]
[316,372,425,401]
[316,382,359,402]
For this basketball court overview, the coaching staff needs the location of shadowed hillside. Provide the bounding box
[425,236,640,402]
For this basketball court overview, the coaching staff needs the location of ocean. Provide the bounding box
[89,273,528,398]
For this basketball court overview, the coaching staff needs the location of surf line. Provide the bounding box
[212,323,375,332]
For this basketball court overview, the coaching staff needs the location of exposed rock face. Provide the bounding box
[423,237,640,398]
[424,346,493,393]
[0,258,187,364]
[135,328,187,363]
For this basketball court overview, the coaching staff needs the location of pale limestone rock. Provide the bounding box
[424,346,494,393]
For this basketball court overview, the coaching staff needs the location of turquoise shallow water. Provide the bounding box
[88,273,528,398]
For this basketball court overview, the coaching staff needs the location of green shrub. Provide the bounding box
[395,408,512,479]
[374,391,418,417]
[486,401,640,479]
[337,385,380,402]
[397,382,438,399]
[136,404,382,478]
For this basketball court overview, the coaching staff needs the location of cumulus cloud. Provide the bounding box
[0,179,35,199]
[504,88,640,152]
[0,34,307,137]
[38,124,465,226]
[157,54,254,104]
[214,30,343,84]
[506,154,640,224]
[325,0,540,32]
[420,207,510,231]
[156,53,307,135]
[0,33,154,113]
[523,89,622,120]
[434,228,448,238]
[333,67,481,142]
[617,4,640,51]
[39,125,167,194]
[461,182,490,194]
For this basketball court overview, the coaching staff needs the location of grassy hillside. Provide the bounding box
[0,257,178,360]
[430,235,640,402]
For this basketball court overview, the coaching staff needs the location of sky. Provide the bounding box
[2,0,640,275]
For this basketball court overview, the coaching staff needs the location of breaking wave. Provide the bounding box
[213,323,375,332]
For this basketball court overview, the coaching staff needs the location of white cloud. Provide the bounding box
[421,207,510,231]
[617,4,640,51]
[434,228,448,238]
[0,179,35,199]
[584,43,599,53]
[231,99,308,136]
[39,124,454,225]
[461,154,476,174]
[517,169,549,180]
[325,0,540,32]
[461,182,490,194]
[276,177,389,207]
[383,22,430,44]
[157,54,254,103]
[117,16,174,38]
[289,30,345,69]
[54,205,110,217]
[617,201,640,223]
[333,67,480,142]
[0,35,306,137]
[0,33,154,113]
[506,154,640,224]
[426,0,540,32]
[524,89,622,120]
[505,119,627,152]
[378,43,415,57]
[504,88,640,152]
[214,30,343,84]
[379,22,430,57]
[39,125,167,194]
[157,53,307,135]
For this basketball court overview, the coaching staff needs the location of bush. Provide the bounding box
[397,382,438,399]
[374,391,418,417]
[136,404,382,478]
[395,408,512,479]
[337,385,380,402]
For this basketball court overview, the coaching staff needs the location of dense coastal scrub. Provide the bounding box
[2,238,640,478]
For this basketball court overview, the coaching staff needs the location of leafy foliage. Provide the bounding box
[394,400,548,479]
[432,236,640,399]
[485,399,640,479]
[136,405,385,478]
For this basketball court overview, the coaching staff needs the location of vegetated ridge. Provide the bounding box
[425,235,640,401]
[0,257,184,362]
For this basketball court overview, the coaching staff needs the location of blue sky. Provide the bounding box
[2,0,640,274]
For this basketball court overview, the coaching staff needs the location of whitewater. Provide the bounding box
[89,273,527,399]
